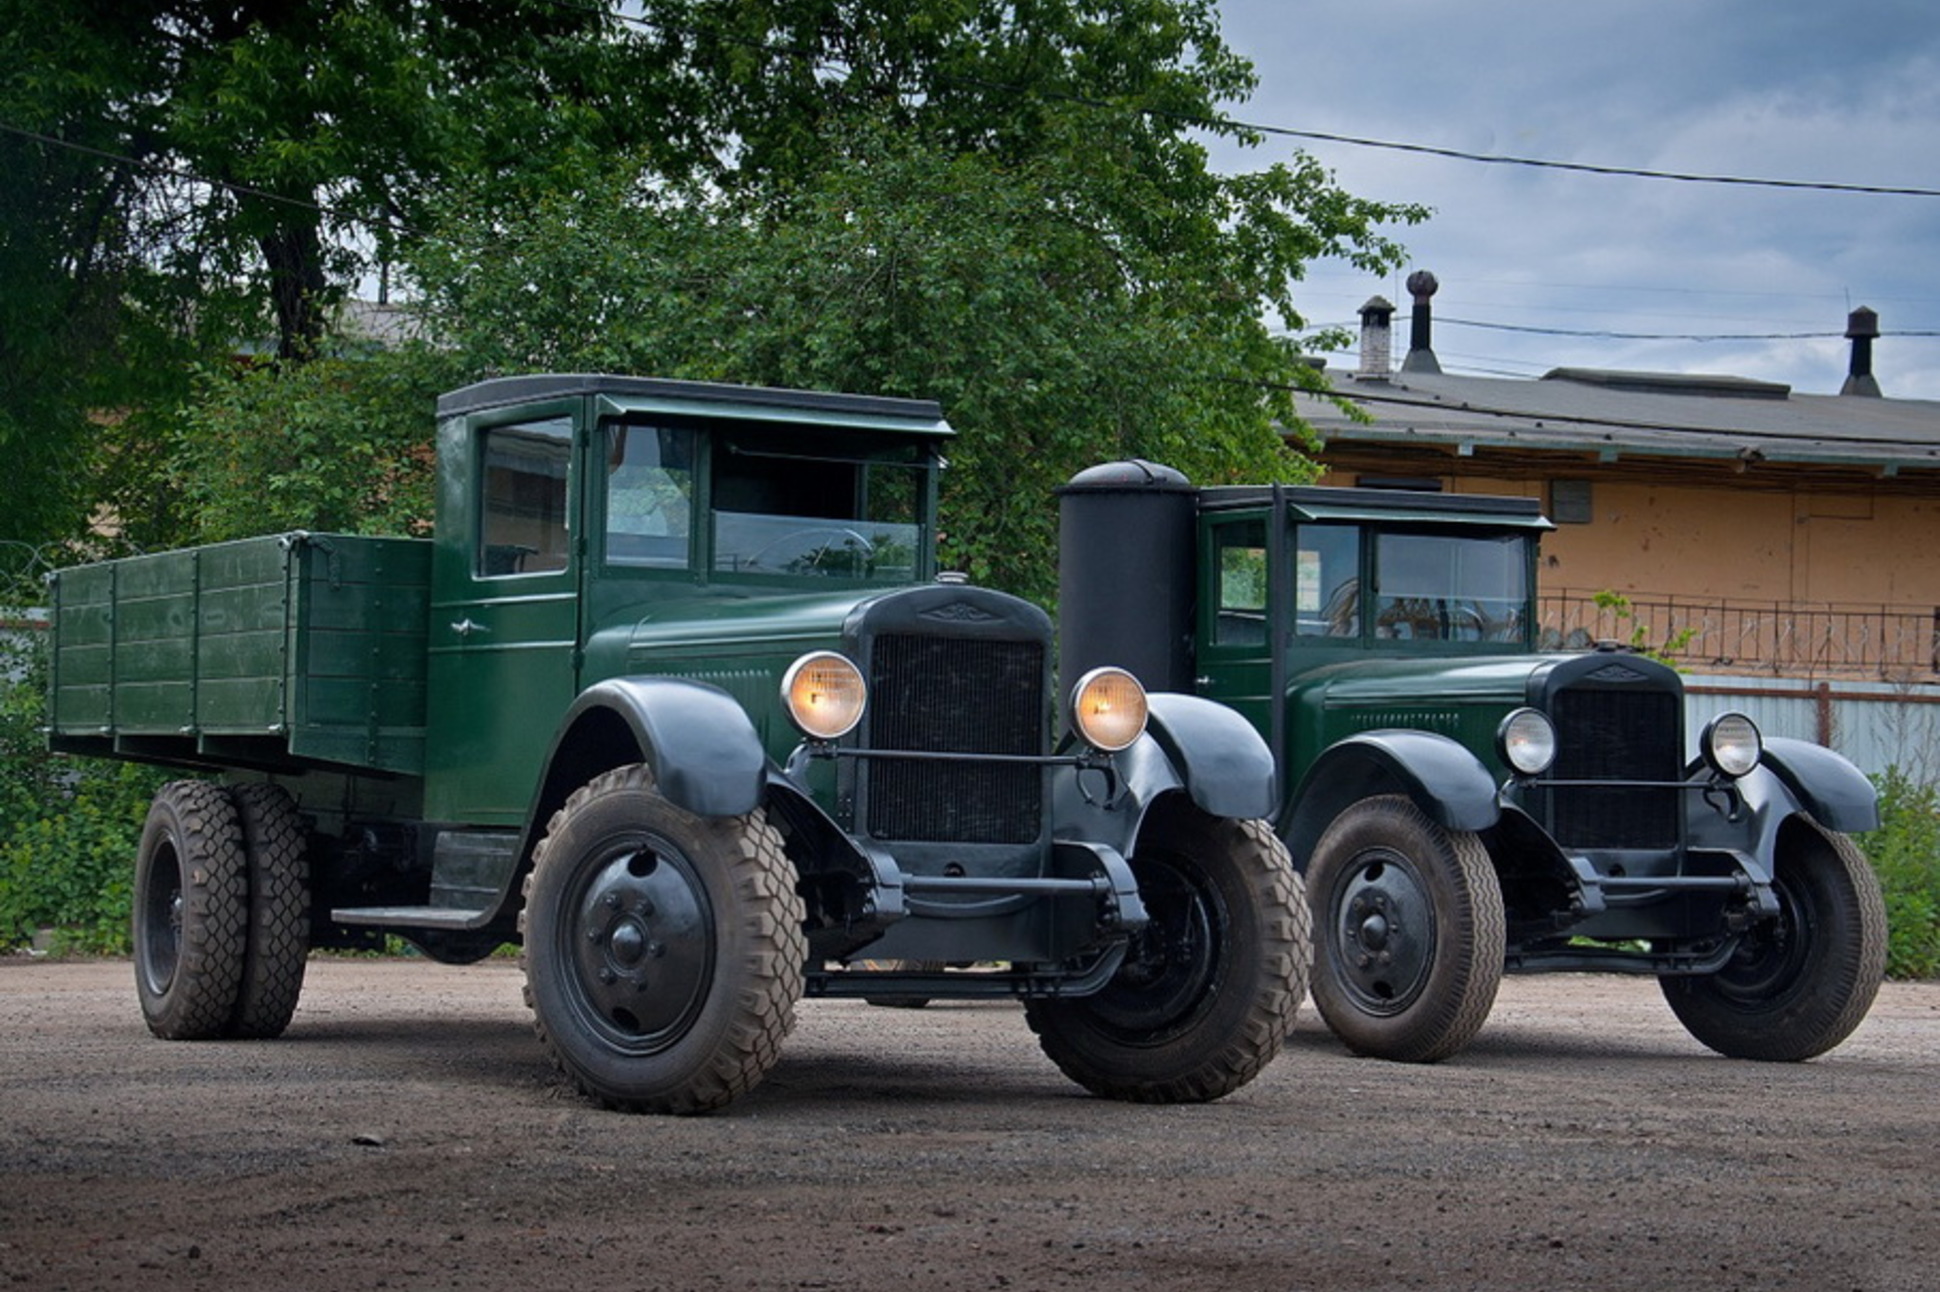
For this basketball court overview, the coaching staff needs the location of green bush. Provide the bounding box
[0,628,166,955]
[1858,767,1940,980]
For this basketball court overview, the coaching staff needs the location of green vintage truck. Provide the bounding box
[1059,461,1887,1063]
[46,375,1309,1113]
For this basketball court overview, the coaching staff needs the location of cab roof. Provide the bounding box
[437,374,953,437]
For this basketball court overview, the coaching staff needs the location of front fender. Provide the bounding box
[1282,731,1501,866]
[1050,694,1279,859]
[1757,736,1879,833]
[545,678,767,819]
[1144,693,1279,820]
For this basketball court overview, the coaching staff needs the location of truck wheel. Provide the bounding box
[1024,813,1309,1103]
[224,784,311,1039]
[133,781,248,1040]
[520,765,806,1113]
[1307,795,1504,1062]
[1660,818,1886,1061]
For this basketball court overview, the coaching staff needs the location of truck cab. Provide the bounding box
[49,377,1310,1113]
[1060,460,1886,1064]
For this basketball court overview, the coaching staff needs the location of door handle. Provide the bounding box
[451,617,485,639]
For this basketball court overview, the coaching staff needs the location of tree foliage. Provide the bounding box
[409,1,1426,600]
[0,0,668,548]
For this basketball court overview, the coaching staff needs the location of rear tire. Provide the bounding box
[224,783,310,1039]
[521,765,806,1113]
[1661,818,1886,1061]
[133,782,247,1040]
[1306,795,1505,1062]
[1025,812,1309,1103]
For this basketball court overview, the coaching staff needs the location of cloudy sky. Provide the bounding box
[1206,0,1940,399]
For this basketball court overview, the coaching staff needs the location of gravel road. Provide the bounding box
[2,958,1935,1291]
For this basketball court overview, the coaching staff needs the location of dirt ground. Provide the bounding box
[1,958,1935,1292]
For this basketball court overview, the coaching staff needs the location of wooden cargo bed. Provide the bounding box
[47,533,430,776]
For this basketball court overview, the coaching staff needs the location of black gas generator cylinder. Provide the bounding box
[1056,460,1199,704]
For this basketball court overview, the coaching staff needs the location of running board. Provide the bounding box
[331,905,493,931]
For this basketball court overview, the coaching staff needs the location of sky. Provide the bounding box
[1205,0,1940,399]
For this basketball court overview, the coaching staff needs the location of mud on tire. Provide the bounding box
[225,783,311,1039]
[1306,794,1505,1063]
[134,781,248,1040]
[1025,811,1309,1104]
[520,765,806,1114]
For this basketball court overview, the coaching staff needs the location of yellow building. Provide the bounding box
[1298,281,1940,680]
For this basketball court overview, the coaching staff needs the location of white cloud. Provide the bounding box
[1210,1,1940,397]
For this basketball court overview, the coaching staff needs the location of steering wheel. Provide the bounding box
[744,526,876,574]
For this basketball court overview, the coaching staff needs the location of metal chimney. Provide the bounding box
[1357,296,1395,379]
[1840,306,1881,397]
[1401,270,1442,374]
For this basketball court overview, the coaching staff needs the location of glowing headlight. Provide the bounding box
[1701,712,1762,779]
[1069,667,1148,753]
[782,651,866,740]
[1496,707,1557,777]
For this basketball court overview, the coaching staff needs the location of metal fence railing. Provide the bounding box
[1539,591,1940,679]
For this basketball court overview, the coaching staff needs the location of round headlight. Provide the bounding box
[781,651,866,740]
[1701,712,1762,779]
[1069,667,1148,753]
[1496,707,1557,776]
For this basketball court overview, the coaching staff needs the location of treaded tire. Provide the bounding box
[133,781,248,1040]
[225,783,311,1039]
[1661,817,1887,1061]
[1025,812,1309,1104]
[1307,794,1505,1063]
[520,765,805,1114]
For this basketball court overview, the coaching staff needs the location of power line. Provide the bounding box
[1442,317,1940,342]
[578,2,1940,201]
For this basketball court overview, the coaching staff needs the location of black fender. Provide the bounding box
[1756,736,1880,833]
[1050,693,1278,860]
[1281,731,1501,868]
[1145,693,1279,821]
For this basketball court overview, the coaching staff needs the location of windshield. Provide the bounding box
[1373,532,1529,642]
[711,433,929,583]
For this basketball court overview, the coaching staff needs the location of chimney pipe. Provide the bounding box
[1357,295,1395,379]
[1401,270,1441,374]
[1840,306,1881,397]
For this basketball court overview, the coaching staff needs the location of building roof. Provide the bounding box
[1296,367,1940,475]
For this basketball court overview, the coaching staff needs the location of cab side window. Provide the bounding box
[478,416,572,577]
[1211,520,1269,647]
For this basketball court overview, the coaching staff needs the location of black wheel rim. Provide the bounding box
[139,839,184,996]
[1083,855,1223,1041]
[1709,874,1811,1007]
[553,833,716,1054]
[1325,847,1437,1016]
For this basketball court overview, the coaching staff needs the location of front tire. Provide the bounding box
[520,765,806,1114]
[1025,811,1309,1104]
[1306,795,1505,1063]
[1661,817,1887,1061]
[133,782,248,1040]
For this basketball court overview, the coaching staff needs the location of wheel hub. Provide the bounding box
[566,844,713,1047]
[1330,854,1436,1013]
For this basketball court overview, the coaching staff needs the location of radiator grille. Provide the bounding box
[864,634,1044,843]
[1546,686,1682,849]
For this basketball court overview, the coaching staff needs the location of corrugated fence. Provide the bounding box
[1685,673,1940,782]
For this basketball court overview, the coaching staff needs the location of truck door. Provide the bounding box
[424,402,583,826]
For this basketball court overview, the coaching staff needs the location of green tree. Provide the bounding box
[411,1,1426,600]
[0,0,676,549]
